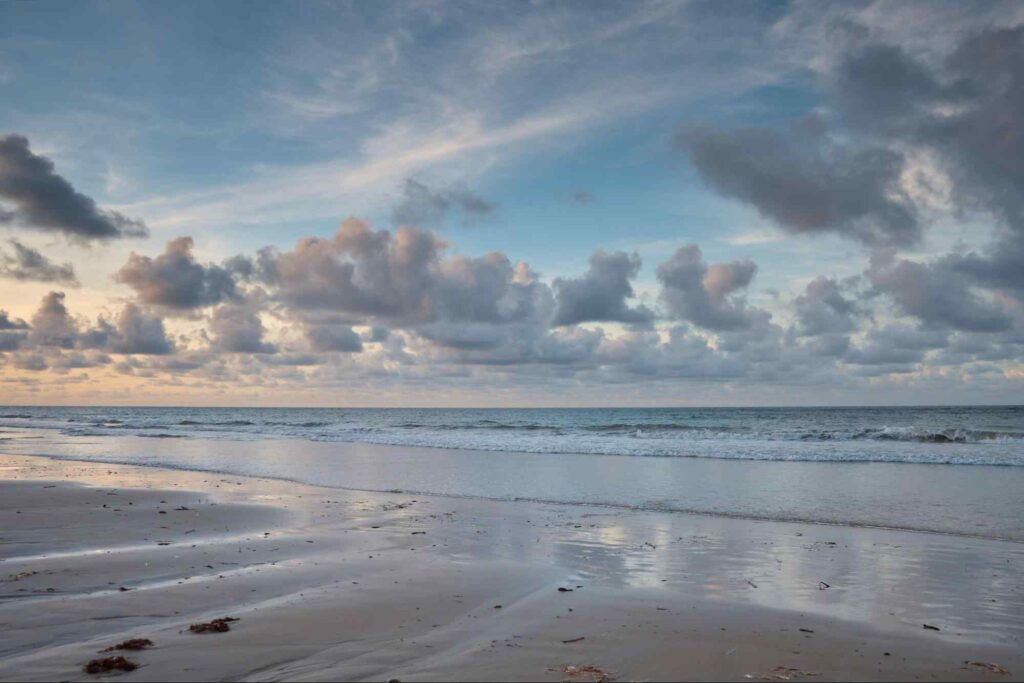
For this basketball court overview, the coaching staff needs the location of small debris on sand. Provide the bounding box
[548,664,616,682]
[558,587,574,592]
[964,661,1010,675]
[923,623,940,631]
[101,638,153,652]
[562,636,586,643]
[83,656,138,674]
[188,616,239,633]
[747,666,820,680]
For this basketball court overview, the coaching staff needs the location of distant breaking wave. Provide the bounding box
[0,405,1021,466]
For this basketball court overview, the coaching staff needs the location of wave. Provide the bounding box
[853,427,1023,444]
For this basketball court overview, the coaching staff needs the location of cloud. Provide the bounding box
[0,134,148,240]
[27,291,78,349]
[305,324,364,352]
[264,218,439,319]
[391,178,498,227]
[656,244,759,331]
[209,303,277,354]
[0,308,28,351]
[552,250,653,327]
[0,239,78,285]
[831,27,1024,230]
[115,237,239,311]
[793,276,861,337]
[867,251,1011,333]
[844,324,949,367]
[679,123,919,247]
[0,310,29,330]
[107,303,175,355]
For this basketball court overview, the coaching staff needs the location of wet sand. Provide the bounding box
[0,453,1020,681]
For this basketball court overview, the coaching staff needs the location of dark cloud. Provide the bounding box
[943,233,1024,298]
[679,123,919,247]
[392,178,497,227]
[0,239,78,285]
[0,309,28,351]
[0,134,147,240]
[793,276,861,336]
[305,324,363,352]
[844,325,949,366]
[552,250,653,327]
[116,237,239,310]
[209,303,277,354]
[107,303,175,355]
[0,332,26,351]
[0,310,29,330]
[27,291,78,348]
[833,28,1024,231]
[13,292,174,356]
[362,326,390,342]
[867,251,1011,333]
[657,244,759,331]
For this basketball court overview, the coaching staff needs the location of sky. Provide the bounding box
[0,0,1023,407]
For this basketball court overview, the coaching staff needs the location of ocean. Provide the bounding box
[2,405,1022,540]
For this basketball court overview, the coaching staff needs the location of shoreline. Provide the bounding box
[3,430,1022,543]
[9,447,1024,545]
[1,452,1021,681]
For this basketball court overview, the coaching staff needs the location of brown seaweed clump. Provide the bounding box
[100,638,153,652]
[83,656,138,674]
[188,616,239,633]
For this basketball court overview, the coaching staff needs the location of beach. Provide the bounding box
[1,452,1020,682]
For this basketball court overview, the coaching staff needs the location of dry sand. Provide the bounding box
[0,453,1020,681]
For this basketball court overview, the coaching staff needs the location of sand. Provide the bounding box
[0,453,1020,682]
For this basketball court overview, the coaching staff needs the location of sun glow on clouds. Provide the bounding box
[0,1,1023,405]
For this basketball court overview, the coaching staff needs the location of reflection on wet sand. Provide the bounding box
[0,453,1020,682]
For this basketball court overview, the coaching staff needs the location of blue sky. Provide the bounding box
[1,1,1022,405]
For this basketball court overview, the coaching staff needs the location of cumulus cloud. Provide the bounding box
[0,310,28,330]
[0,308,29,351]
[793,276,861,337]
[552,250,653,327]
[867,251,1011,333]
[116,237,239,311]
[0,134,148,240]
[107,303,175,355]
[305,324,363,352]
[27,291,79,349]
[263,219,555,351]
[209,303,277,354]
[0,239,78,285]
[392,178,497,227]
[844,324,949,368]
[265,218,440,320]
[657,244,759,331]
